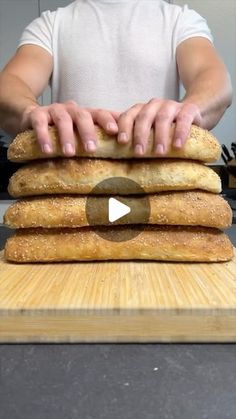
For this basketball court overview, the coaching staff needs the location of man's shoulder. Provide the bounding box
[158,1,202,27]
[159,0,185,17]
[46,0,78,16]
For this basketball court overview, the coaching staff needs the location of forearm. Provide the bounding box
[181,67,233,130]
[0,72,38,135]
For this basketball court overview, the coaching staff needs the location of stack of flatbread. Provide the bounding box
[4,124,233,262]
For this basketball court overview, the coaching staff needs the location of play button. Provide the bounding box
[86,177,150,242]
[108,198,131,223]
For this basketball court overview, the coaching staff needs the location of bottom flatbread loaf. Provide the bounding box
[5,226,233,263]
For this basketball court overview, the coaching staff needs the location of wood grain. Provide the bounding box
[0,249,236,342]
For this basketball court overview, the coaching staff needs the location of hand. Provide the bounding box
[20,101,120,156]
[116,98,202,156]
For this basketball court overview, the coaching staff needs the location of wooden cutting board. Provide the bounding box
[0,249,236,343]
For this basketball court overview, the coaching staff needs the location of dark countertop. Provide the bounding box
[0,225,236,419]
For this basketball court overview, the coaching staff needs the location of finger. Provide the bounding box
[173,106,195,148]
[154,101,179,155]
[20,104,40,131]
[30,108,53,154]
[66,102,98,152]
[133,104,159,156]
[72,108,98,152]
[117,103,143,145]
[49,104,76,156]
[110,110,122,121]
[92,109,119,135]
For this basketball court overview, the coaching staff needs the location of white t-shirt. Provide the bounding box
[18,0,213,111]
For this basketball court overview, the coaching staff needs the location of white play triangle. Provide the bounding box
[108,198,131,223]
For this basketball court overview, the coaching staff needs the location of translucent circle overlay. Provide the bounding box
[85,177,150,242]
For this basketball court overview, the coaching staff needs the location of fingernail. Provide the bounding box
[63,143,75,155]
[155,144,165,154]
[42,144,52,154]
[107,122,117,131]
[85,140,96,152]
[118,132,128,143]
[134,144,144,155]
[174,138,182,148]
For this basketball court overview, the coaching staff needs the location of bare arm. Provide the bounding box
[0,45,52,134]
[0,45,119,155]
[177,37,233,130]
[116,37,233,155]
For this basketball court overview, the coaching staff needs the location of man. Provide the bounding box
[0,0,232,157]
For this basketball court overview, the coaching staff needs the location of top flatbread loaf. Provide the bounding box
[7,124,221,163]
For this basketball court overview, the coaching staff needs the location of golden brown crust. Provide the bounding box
[8,158,221,198]
[4,191,232,229]
[5,226,233,263]
[7,124,221,163]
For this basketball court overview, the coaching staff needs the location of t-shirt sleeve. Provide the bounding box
[17,10,56,55]
[175,4,213,49]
